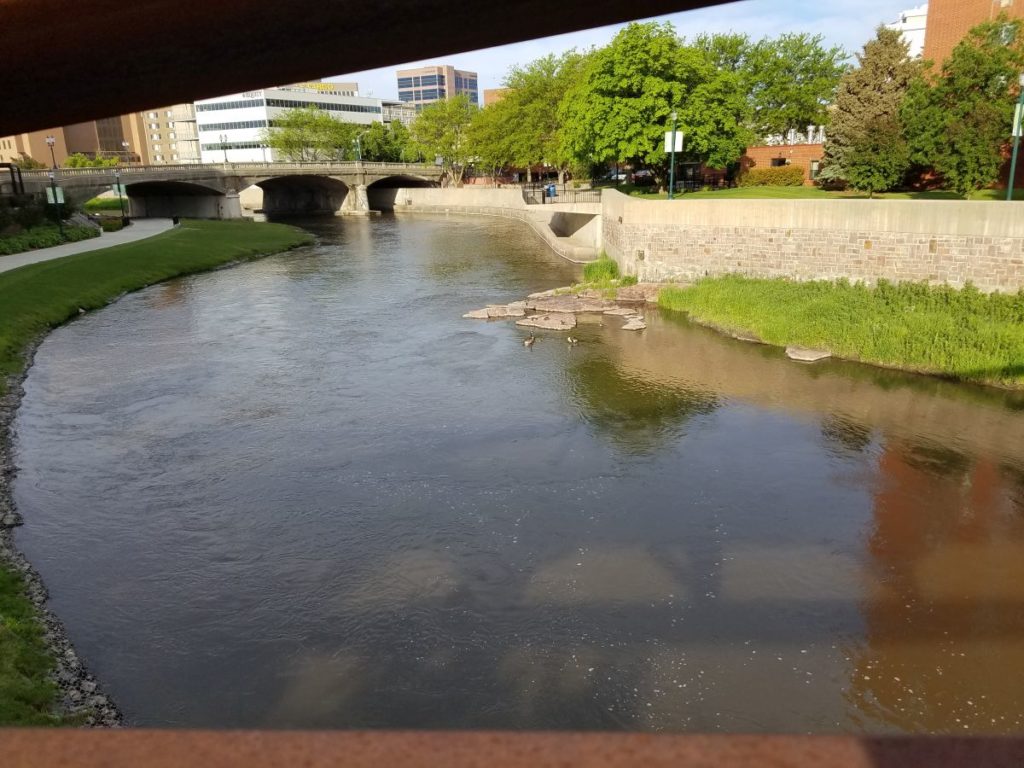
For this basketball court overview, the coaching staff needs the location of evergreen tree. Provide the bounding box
[821,26,919,189]
[903,17,1024,197]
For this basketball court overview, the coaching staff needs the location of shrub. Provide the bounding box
[0,225,99,256]
[99,218,124,233]
[620,274,638,286]
[583,256,620,282]
[737,166,806,187]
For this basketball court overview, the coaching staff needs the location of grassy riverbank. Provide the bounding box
[0,218,312,725]
[659,276,1024,388]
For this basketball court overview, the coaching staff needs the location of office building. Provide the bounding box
[885,4,929,58]
[0,116,149,166]
[195,81,416,163]
[138,104,201,164]
[396,65,479,110]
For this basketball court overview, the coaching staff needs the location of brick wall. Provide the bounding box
[602,190,1024,293]
[924,0,1024,65]
[741,144,824,186]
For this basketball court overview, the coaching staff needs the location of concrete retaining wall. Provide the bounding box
[602,190,1024,293]
[391,187,601,262]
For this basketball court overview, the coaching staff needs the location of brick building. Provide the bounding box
[923,0,1024,64]
[740,144,824,186]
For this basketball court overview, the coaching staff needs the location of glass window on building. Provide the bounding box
[148,111,158,118]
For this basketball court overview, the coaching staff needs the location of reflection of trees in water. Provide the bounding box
[847,440,1024,733]
[567,355,718,454]
[820,414,874,456]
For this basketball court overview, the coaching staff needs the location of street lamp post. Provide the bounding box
[48,170,65,240]
[1008,73,1024,201]
[45,135,57,169]
[114,169,127,225]
[668,111,679,200]
[219,134,229,164]
[353,134,362,162]
[121,140,131,164]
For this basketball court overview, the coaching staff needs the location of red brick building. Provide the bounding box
[740,144,824,186]
[923,0,1024,65]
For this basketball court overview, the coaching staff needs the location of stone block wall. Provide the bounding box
[602,190,1024,293]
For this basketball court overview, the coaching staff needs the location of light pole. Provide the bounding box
[121,140,131,164]
[48,170,65,240]
[1008,73,1024,201]
[45,135,57,169]
[668,111,678,200]
[114,169,127,225]
[219,134,229,164]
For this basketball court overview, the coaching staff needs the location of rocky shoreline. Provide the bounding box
[463,282,663,331]
[0,340,123,727]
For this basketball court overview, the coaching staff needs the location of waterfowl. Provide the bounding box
[524,334,536,347]
[567,336,579,345]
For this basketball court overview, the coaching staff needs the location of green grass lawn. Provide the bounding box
[599,183,1024,201]
[0,218,312,725]
[83,197,126,212]
[659,276,1024,388]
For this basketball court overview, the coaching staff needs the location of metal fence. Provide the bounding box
[521,183,602,205]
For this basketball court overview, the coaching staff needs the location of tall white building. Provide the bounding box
[195,81,416,163]
[886,3,929,58]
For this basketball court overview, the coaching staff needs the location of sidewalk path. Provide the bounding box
[0,219,176,275]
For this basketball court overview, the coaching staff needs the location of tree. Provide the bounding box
[903,18,1024,196]
[560,23,753,187]
[843,115,910,196]
[64,153,119,168]
[692,32,751,73]
[466,100,516,181]
[821,26,920,189]
[260,106,360,162]
[360,121,412,162]
[499,51,586,183]
[409,95,475,186]
[744,33,847,139]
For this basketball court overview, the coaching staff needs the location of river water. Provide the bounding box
[12,215,1024,732]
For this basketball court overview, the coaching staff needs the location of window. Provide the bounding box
[151,133,161,140]
[149,122,158,129]
[265,98,381,114]
[397,77,413,88]
[771,158,788,167]
[197,120,269,132]
[810,160,821,180]
[166,110,173,117]
[195,98,266,112]
[147,111,157,118]
[153,144,161,151]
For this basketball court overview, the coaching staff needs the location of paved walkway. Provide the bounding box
[0,219,175,275]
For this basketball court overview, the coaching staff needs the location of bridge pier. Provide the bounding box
[337,184,377,217]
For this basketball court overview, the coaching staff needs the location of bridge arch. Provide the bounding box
[125,180,229,219]
[256,175,349,216]
[367,174,438,211]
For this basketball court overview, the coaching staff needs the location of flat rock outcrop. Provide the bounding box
[786,346,831,362]
[516,313,578,330]
[527,296,618,314]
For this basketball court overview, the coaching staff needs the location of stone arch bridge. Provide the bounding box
[16,162,442,218]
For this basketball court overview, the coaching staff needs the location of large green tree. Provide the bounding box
[559,22,751,187]
[903,18,1024,196]
[745,33,847,138]
[822,26,920,191]
[409,95,475,186]
[466,99,516,180]
[359,120,412,162]
[499,51,586,182]
[260,106,360,162]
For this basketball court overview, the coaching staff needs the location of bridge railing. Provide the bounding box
[19,161,439,180]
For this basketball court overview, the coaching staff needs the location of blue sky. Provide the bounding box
[333,0,917,101]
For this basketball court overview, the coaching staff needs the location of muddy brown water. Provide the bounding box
[12,215,1024,732]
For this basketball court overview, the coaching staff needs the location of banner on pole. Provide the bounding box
[1014,104,1023,138]
[112,184,127,196]
[664,131,683,153]
[45,187,65,204]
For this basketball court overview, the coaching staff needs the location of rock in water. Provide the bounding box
[785,346,831,362]
[621,318,647,331]
[462,308,491,319]
[516,313,578,331]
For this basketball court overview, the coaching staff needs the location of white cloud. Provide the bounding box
[333,0,912,102]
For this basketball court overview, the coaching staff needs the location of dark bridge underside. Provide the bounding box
[2,0,732,135]
[258,176,350,216]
